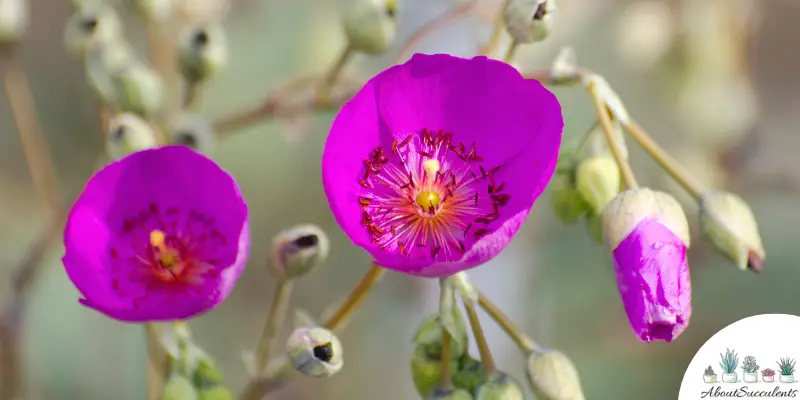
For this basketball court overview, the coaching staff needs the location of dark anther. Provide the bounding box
[193,30,210,47]
[174,131,198,148]
[533,1,548,20]
[313,343,334,363]
[81,18,99,32]
[294,234,319,249]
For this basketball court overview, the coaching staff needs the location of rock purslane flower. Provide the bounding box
[322,53,563,277]
[62,146,249,322]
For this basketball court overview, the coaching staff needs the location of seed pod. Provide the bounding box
[193,356,233,400]
[270,224,330,280]
[413,313,468,360]
[169,113,216,154]
[286,327,343,378]
[575,155,621,215]
[342,0,398,55]
[427,387,474,400]
[526,347,586,400]
[452,356,483,394]
[63,4,122,58]
[177,22,227,83]
[85,39,135,104]
[503,0,557,44]
[110,61,164,117]
[699,191,765,272]
[411,347,446,398]
[106,113,158,160]
[474,371,525,400]
[0,0,28,44]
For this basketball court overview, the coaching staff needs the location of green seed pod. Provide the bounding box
[503,0,557,44]
[411,347,445,398]
[105,113,158,160]
[177,22,227,83]
[452,356,483,394]
[427,387,474,400]
[169,113,216,154]
[342,0,397,55]
[85,39,135,104]
[63,4,122,58]
[474,371,525,400]
[526,347,586,400]
[163,373,199,400]
[413,313,468,360]
[0,0,28,44]
[270,224,330,280]
[575,155,621,215]
[286,327,343,378]
[110,61,164,117]
[699,191,765,272]
[549,175,590,225]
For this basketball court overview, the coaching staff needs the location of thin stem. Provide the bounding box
[622,120,705,199]
[254,278,294,376]
[145,323,166,400]
[393,1,475,64]
[480,9,505,56]
[322,264,386,331]
[439,328,453,387]
[462,299,496,374]
[144,19,172,143]
[315,44,353,107]
[182,79,200,111]
[503,40,519,63]
[477,293,536,353]
[586,81,638,189]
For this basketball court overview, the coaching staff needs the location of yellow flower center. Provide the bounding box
[149,229,182,270]
[415,190,442,209]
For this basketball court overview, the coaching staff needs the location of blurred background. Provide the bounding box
[1,0,799,398]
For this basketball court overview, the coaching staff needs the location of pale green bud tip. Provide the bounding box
[411,347,445,398]
[106,113,158,160]
[575,155,621,215]
[503,0,556,44]
[111,62,164,117]
[342,0,397,55]
[286,327,343,378]
[474,372,525,400]
[64,4,122,58]
[602,188,690,251]
[427,387,474,400]
[0,0,28,43]
[271,224,330,279]
[169,114,216,154]
[527,347,586,400]
[413,313,468,360]
[699,191,765,272]
[163,374,199,400]
[177,22,227,82]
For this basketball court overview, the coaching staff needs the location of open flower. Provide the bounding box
[322,54,562,277]
[63,146,249,322]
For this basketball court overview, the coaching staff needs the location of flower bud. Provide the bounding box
[584,120,627,161]
[342,0,398,55]
[699,191,765,272]
[584,213,603,245]
[193,356,234,400]
[550,175,590,224]
[163,373,199,400]
[85,39,135,103]
[197,386,233,400]
[63,4,122,58]
[106,113,158,160]
[602,188,692,342]
[413,313,468,361]
[0,0,28,44]
[411,347,446,398]
[286,327,343,378]
[427,387,473,400]
[575,155,621,215]
[503,0,557,44]
[134,0,174,22]
[110,61,164,117]
[177,22,227,83]
[169,113,216,154]
[270,224,330,280]
[526,347,586,400]
[474,371,525,400]
[452,357,483,393]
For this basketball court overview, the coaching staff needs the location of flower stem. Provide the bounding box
[393,1,475,64]
[462,299,496,374]
[322,264,386,331]
[182,79,200,111]
[477,293,536,353]
[315,44,353,107]
[145,323,166,400]
[586,80,638,189]
[254,278,294,376]
[621,120,705,200]
[480,10,505,57]
[439,328,453,387]
[503,40,519,63]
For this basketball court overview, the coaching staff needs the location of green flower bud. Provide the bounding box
[270,224,330,280]
[342,0,397,55]
[197,386,233,400]
[452,356,483,394]
[549,175,590,224]
[427,387,474,400]
[169,113,216,154]
[286,327,343,378]
[413,313,468,360]
[163,373,199,400]
[584,213,603,245]
[603,188,690,250]
[575,155,621,215]
[699,191,765,272]
[526,347,586,400]
[177,22,227,83]
[110,61,164,117]
[411,347,446,398]
[193,356,225,387]
[85,39,135,103]
[63,4,122,58]
[0,0,28,44]
[106,113,158,160]
[134,0,173,22]
[503,0,557,44]
[474,371,525,400]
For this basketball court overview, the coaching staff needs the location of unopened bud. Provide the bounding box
[526,347,586,400]
[699,191,765,272]
[584,120,628,161]
[163,374,199,400]
[270,224,330,280]
[575,155,621,215]
[177,22,227,83]
[63,4,122,58]
[411,347,445,398]
[197,386,233,400]
[427,387,473,400]
[134,0,174,22]
[0,0,28,43]
[169,113,216,154]
[474,371,525,400]
[549,175,590,225]
[342,0,397,55]
[193,356,233,400]
[85,39,135,103]
[413,313,469,360]
[584,213,603,244]
[286,327,343,378]
[106,113,158,160]
[452,357,483,393]
[110,62,164,117]
[503,0,557,44]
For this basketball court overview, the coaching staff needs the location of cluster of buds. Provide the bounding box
[162,323,234,400]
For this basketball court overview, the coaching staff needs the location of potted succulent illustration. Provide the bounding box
[778,358,796,383]
[720,349,740,383]
[704,366,718,383]
[762,368,776,383]
[742,356,760,383]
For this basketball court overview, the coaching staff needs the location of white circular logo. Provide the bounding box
[679,314,800,399]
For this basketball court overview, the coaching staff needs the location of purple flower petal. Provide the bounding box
[322,53,563,277]
[63,146,249,322]
[612,217,692,342]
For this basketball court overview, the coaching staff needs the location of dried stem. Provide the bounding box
[393,1,475,64]
[322,264,386,331]
[462,299,496,374]
[477,293,536,353]
[253,278,294,376]
[586,80,638,189]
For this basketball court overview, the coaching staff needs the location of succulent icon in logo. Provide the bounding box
[762,368,776,383]
[742,356,759,383]
[719,349,739,383]
[778,358,796,383]
[703,366,718,383]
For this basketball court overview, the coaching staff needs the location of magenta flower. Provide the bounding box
[62,146,249,322]
[602,188,692,342]
[322,54,563,277]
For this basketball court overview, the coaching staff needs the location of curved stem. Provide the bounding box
[393,1,475,64]
[254,278,294,376]
[462,298,496,374]
[316,44,353,107]
[182,79,200,111]
[503,40,519,63]
[477,293,536,353]
[322,264,386,331]
[145,323,166,400]
[480,9,505,57]
[586,80,638,189]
